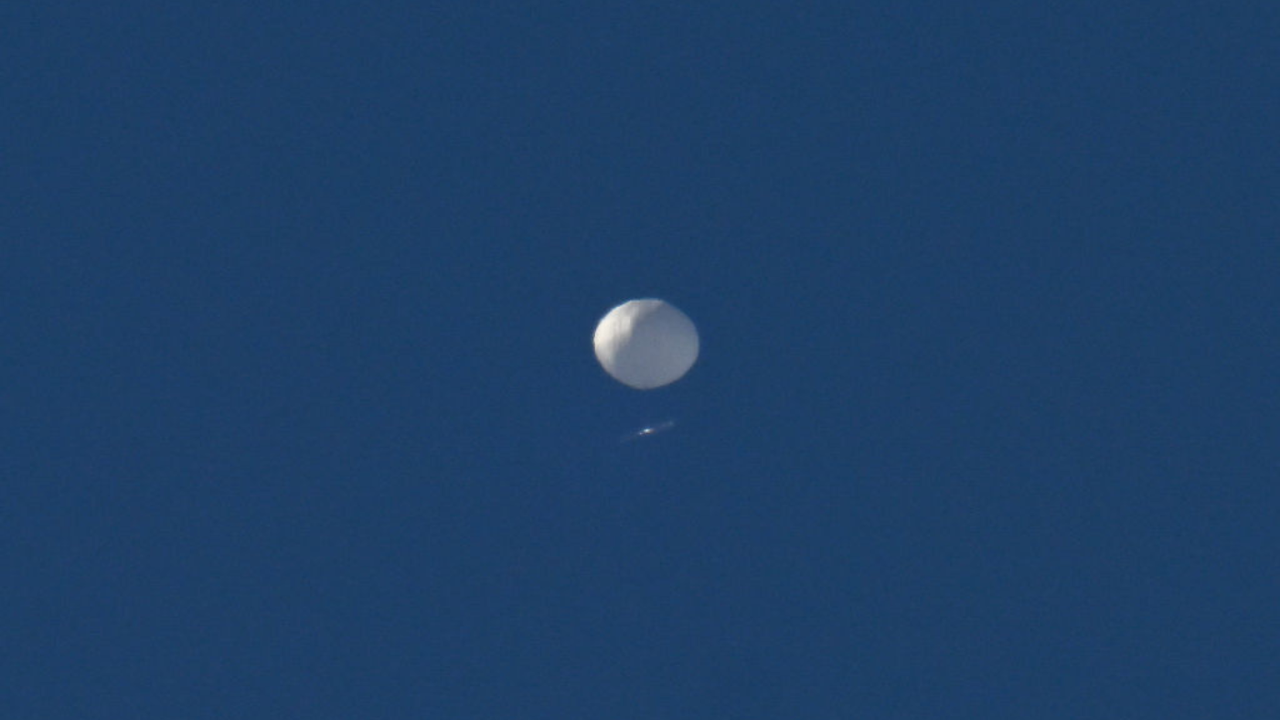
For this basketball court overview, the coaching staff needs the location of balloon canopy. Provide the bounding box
[593,299,699,389]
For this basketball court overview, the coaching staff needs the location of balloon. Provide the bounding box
[593,299,699,389]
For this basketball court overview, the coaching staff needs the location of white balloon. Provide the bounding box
[593,299,699,389]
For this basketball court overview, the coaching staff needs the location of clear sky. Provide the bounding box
[5,2,1278,717]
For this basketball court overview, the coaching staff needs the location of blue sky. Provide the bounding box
[5,2,1278,717]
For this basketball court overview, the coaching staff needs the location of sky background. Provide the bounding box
[4,2,1278,718]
